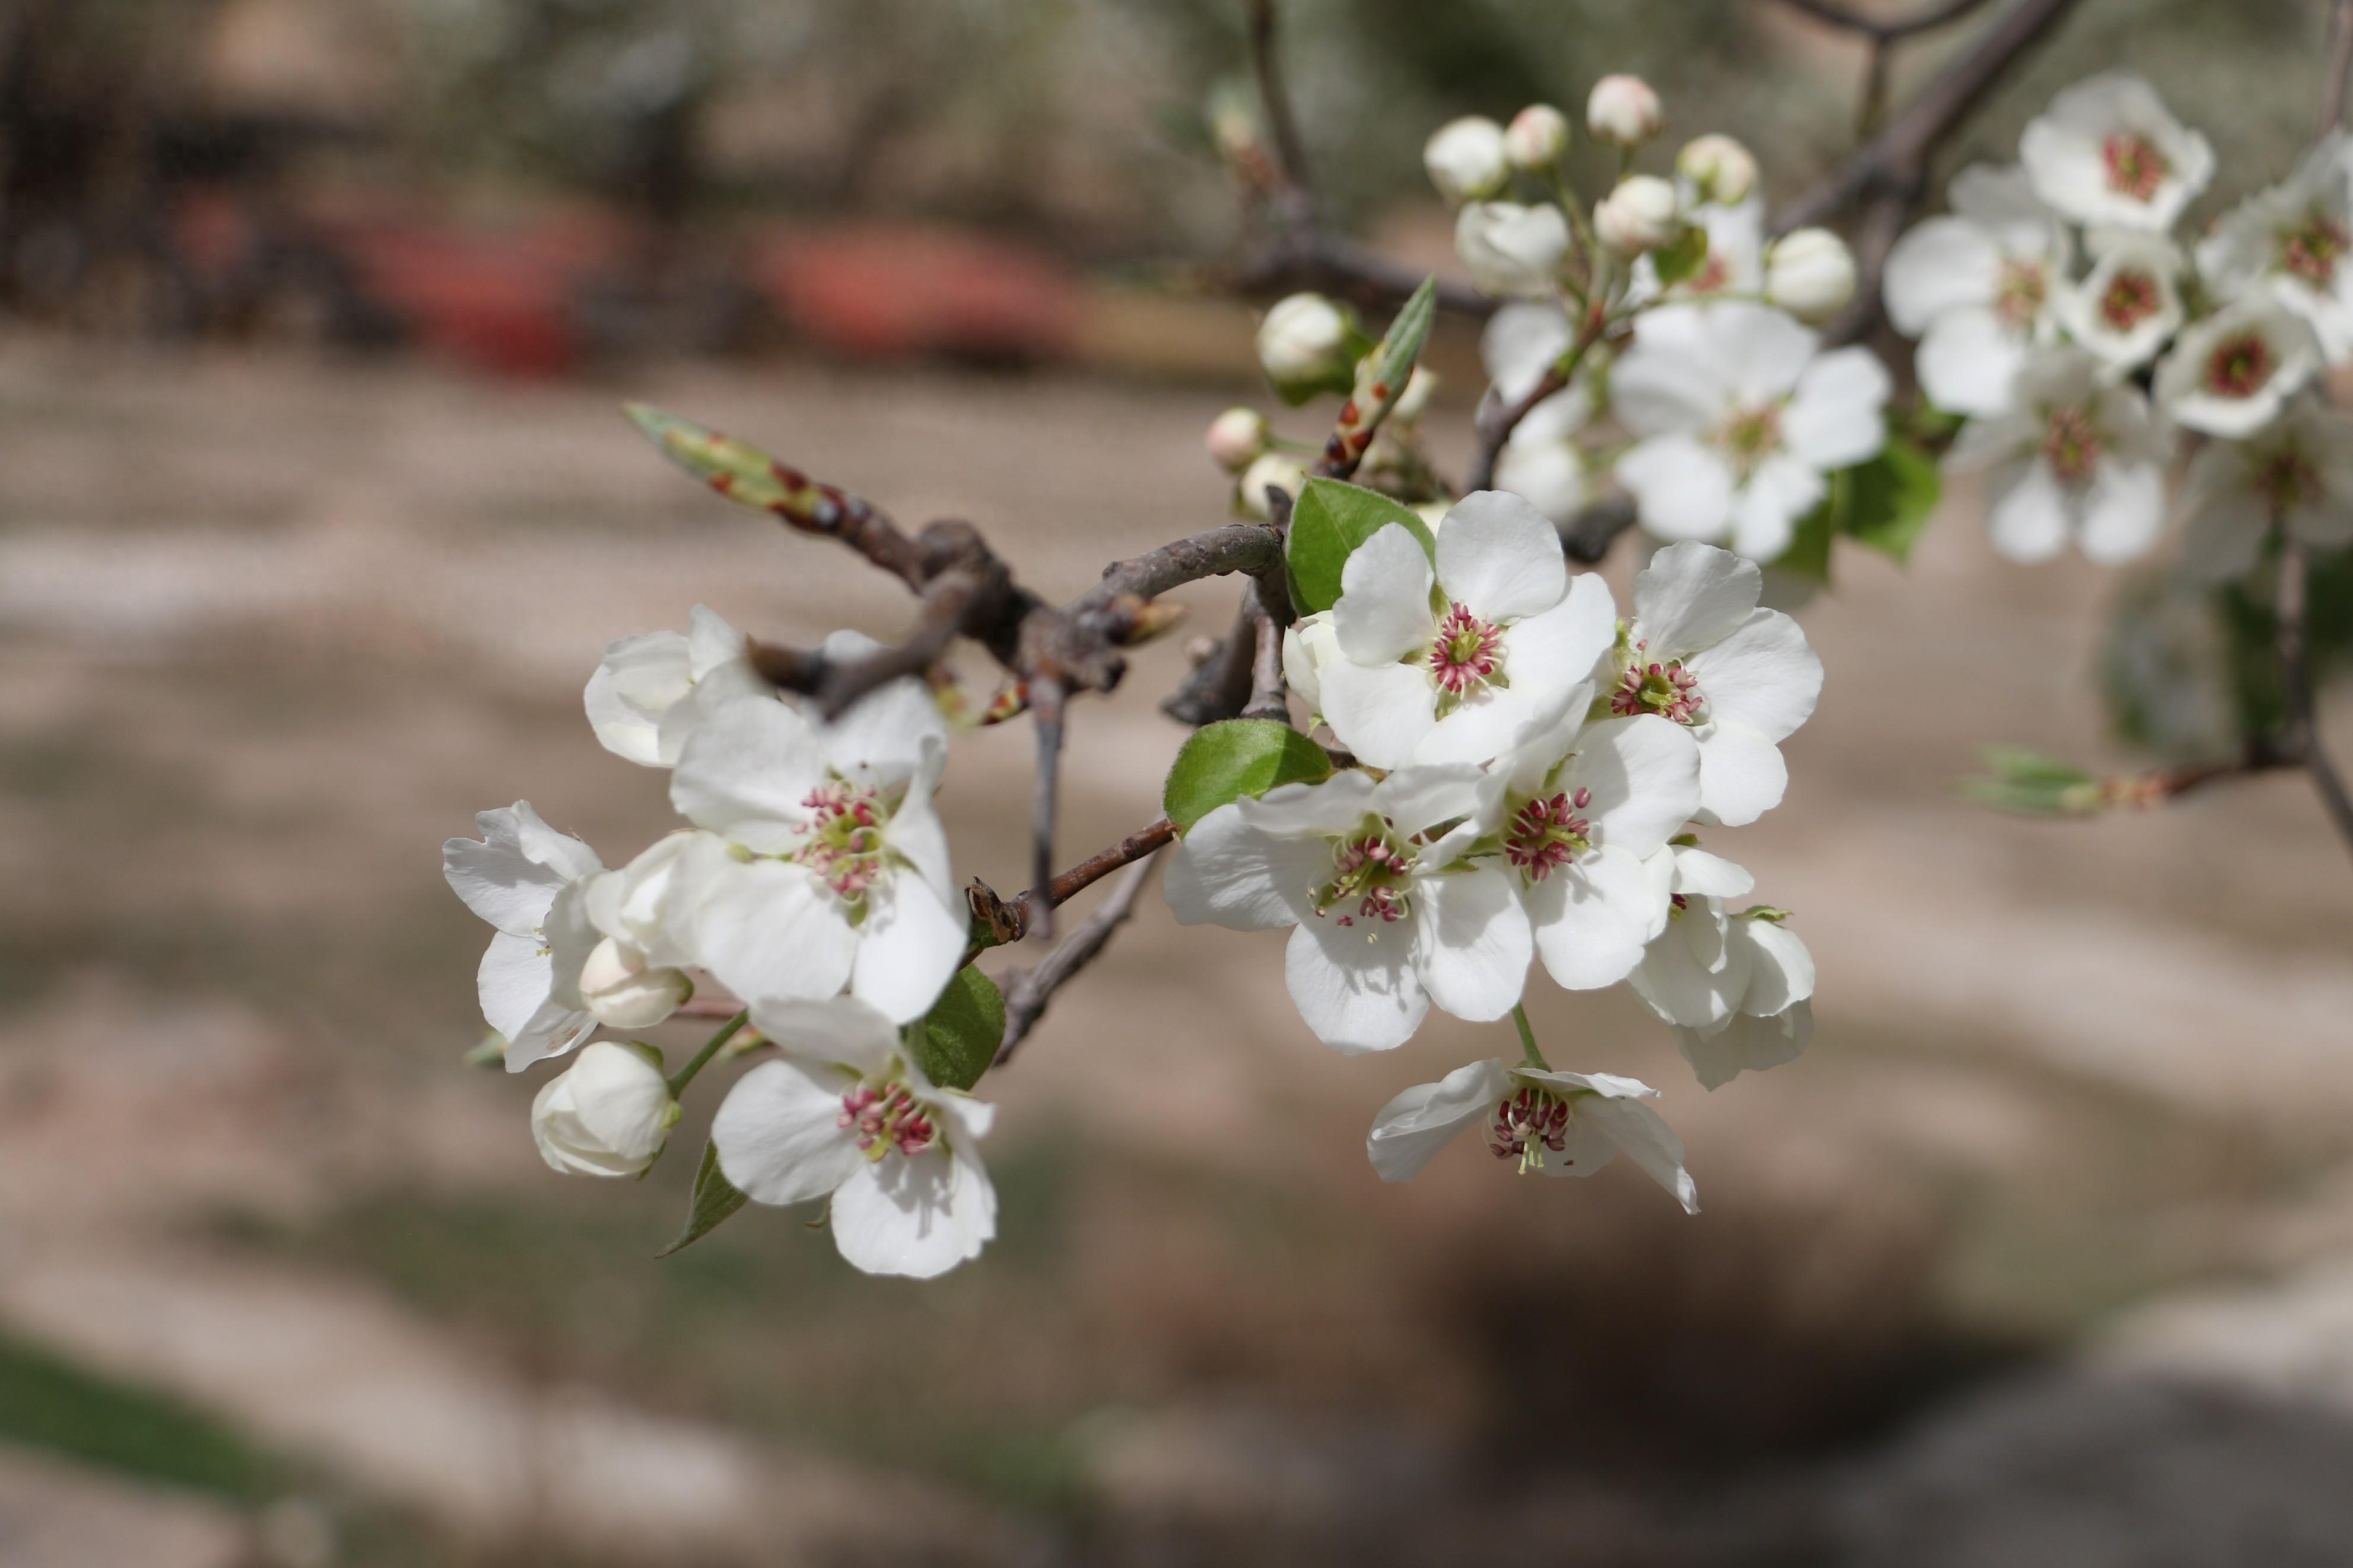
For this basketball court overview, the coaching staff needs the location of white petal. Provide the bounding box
[830,1144,995,1278]
[1669,847,1753,898]
[745,994,903,1074]
[1436,491,1567,624]
[691,857,857,1004]
[1576,715,1704,855]
[1163,804,1322,931]
[1579,1096,1700,1213]
[1692,720,1789,827]
[1368,764,1486,840]
[1633,540,1760,659]
[1527,844,1665,990]
[1730,457,1824,563]
[1284,918,1430,1054]
[1883,215,1999,335]
[1612,311,1729,434]
[1332,524,1437,666]
[1498,572,1617,688]
[884,749,955,904]
[1410,866,1530,1022]
[1236,769,1380,837]
[1985,460,2073,564]
[444,803,581,936]
[821,676,948,791]
[1415,685,1547,768]
[1735,917,1817,1014]
[1917,307,2027,418]
[850,876,967,1025]
[1617,435,1736,542]
[671,698,827,853]
[1366,1058,1509,1182]
[1319,660,1439,770]
[1678,1003,1812,1090]
[478,929,552,1042]
[1689,609,1821,743]
[2078,460,2168,565]
[1784,349,1891,470]
[1482,303,1574,402]
[712,1058,866,1207]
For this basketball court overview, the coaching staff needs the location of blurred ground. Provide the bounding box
[4,330,2353,1566]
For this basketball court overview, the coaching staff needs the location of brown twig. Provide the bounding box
[1025,676,1068,940]
[995,851,1166,1064]
[1465,366,1570,495]
[2275,539,2353,861]
[1765,0,2000,42]
[2321,0,2353,136]
[1560,496,1642,565]
[968,818,1180,948]
[1164,600,1260,725]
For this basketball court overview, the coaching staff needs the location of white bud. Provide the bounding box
[1765,228,1857,323]
[1586,75,1663,147]
[1454,201,1571,300]
[1676,133,1758,207]
[1390,365,1438,423]
[579,936,691,1029]
[1205,406,1271,472]
[1280,610,1341,713]
[1595,176,1682,255]
[1503,104,1571,173]
[1256,293,1354,399]
[531,1040,678,1178]
[1238,452,1310,520]
[1423,116,1511,206]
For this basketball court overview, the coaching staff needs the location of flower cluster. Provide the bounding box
[1887,70,2353,568]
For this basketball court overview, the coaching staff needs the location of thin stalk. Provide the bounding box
[1511,1004,1549,1069]
[667,1009,750,1098]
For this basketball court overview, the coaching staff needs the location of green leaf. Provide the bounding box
[913,964,1006,1091]
[1839,441,1941,562]
[1162,718,1335,829]
[1652,225,1710,288]
[1778,484,1838,584]
[1285,477,1436,613]
[656,1142,749,1258]
[1366,276,1439,420]
[1958,748,2103,816]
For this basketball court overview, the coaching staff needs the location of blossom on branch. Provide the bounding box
[2019,71,2212,234]
[1945,348,2168,565]
[1367,1057,1697,1211]
[2198,133,2353,361]
[586,605,762,768]
[532,1040,679,1178]
[1884,165,2069,418]
[2153,295,2323,439]
[443,802,605,1070]
[2180,401,2353,580]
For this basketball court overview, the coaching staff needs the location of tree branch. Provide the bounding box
[1765,0,2000,43]
[2321,0,2353,137]
[1163,600,1260,725]
[1025,676,1068,940]
[1465,367,1568,495]
[995,850,1165,1064]
[2276,539,2353,862]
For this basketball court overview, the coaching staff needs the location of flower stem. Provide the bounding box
[1511,1004,1549,1069]
[667,1009,750,1098]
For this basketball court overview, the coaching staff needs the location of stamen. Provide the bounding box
[1611,642,1704,724]
[797,780,891,901]
[1504,790,1594,882]
[1487,1084,1573,1174]
[2041,406,2102,485]
[1994,259,2047,328]
[2203,331,2275,399]
[1715,404,1783,476]
[1314,826,1417,925]
[2098,270,2161,333]
[2101,132,2169,202]
[839,1082,938,1160]
[1428,602,1504,697]
[2282,214,2351,285]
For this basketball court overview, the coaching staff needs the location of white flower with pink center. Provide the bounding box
[2054,232,2184,371]
[1308,492,1618,769]
[2153,295,2321,440]
[2019,71,2214,233]
[1164,766,1530,1054]
[1884,164,2070,418]
[1365,1057,1697,1211]
[1627,848,1814,1079]
[443,801,605,1071]
[1615,542,1823,827]
[712,995,995,1279]
[585,605,763,768]
[1469,685,1700,991]
[1948,348,2170,565]
[669,643,963,1023]
[2180,400,2353,580]
[2197,133,2353,361]
[1611,302,1891,562]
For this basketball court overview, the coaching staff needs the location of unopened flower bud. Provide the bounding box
[1422,116,1510,205]
[1256,293,1356,401]
[1238,451,1310,520]
[1205,406,1271,472]
[1390,365,1438,423]
[1765,228,1857,323]
[1587,75,1663,147]
[531,1040,678,1178]
[1676,133,1758,206]
[1503,104,1571,173]
[1595,175,1682,254]
[579,936,691,1029]
[1455,201,1571,299]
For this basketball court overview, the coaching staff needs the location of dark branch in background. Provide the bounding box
[2321,0,2353,136]
[1767,0,2001,43]
[1164,600,1260,724]
[1560,496,1641,565]
[1465,367,1568,494]
[2274,540,2353,861]
[1026,676,1068,939]
[995,851,1165,1064]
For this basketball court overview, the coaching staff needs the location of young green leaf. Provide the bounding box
[1839,441,1941,563]
[656,1141,750,1258]
[1959,748,2104,816]
[1651,226,1710,288]
[1285,478,1437,613]
[1777,482,1839,585]
[1163,718,1336,829]
[1367,276,1439,420]
[913,964,1006,1092]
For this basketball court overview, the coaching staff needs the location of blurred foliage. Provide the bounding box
[0,1327,285,1500]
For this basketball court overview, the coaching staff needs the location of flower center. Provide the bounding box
[2281,212,2351,285]
[797,780,891,902]
[839,1079,938,1162]
[1994,259,2047,329]
[1503,788,1593,881]
[1488,1084,1573,1174]
[2256,445,2323,514]
[1687,255,1731,295]
[1314,823,1417,927]
[1715,403,1783,475]
[1428,602,1504,698]
[2041,406,2102,485]
[1611,644,1704,724]
[2203,330,2275,399]
[2101,132,2169,202]
[2098,269,2162,333]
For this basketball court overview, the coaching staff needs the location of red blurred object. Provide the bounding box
[751,223,1078,362]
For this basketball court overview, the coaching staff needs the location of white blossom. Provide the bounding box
[2153,295,2321,439]
[1614,542,1824,826]
[2053,231,2184,370]
[1630,198,1763,307]
[2019,71,2214,233]
[1492,381,1595,526]
[1257,294,1355,397]
[1206,406,1271,472]
[1304,495,1617,768]
[1946,347,2169,565]
[532,1041,678,1178]
[2180,400,2353,579]
[1764,228,1857,324]
[1612,303,1890,562]
[1504,104,1571,172]
[576,936,693,1029]
[2198,133,2353,361]
[1455,202,1571,299]
[1627,872,1815,1089]
[1677,133,1758,207]
[1884,165,2069,417]
[1238,451,1310,519]
[1596,174,1681,255]
[1424,116,1511,205]
[1480,301,1573,404]
[1366,1058,1697,1211]
[1280,609,1341,718]
[669,651,962,1022]
[444,802,605,1070]
[1586,74,1663,147]
[586,606,762,768]
[712,995,995,1279]
[1164,766,1529,1054]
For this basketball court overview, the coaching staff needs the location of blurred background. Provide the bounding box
[6,1,2353,1565]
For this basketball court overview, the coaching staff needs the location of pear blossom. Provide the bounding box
[1280,609,1341,718]
[1424,116,1510,205]
[1493,379,1596,526]
[1595,175,1681,255]
[1205,406,1271,472]
[1677,134,1758,207]
[2019,71,2213,233]
[443,802,604,1070]
[669,654,962,1022]
[1257,294,1355,399]
[1611,302,1891,561]
[1945,347,2169,565]
[1238,451,1310,519]
[532,1041,679,1178]
[2198,133,2353,361]
[1366,1058,1697,1211]
[2154,295,2323,440]
[576,937,693,1029]
[1164,766,1530,1054]
[2054,232,2184,370]
[1303,494,1618,768]
[1504,104,1571,172]
[1614,542,1823,826]
[1627,851,1803,1030]
[2180,400,2353,580]
[1763,228,1856,324]
[1455,201,1571,299]
[1587,74,1663,147]
[586,606,762,768]
[1679,1000,1814,1092]
[1480,301,1573,403]
[1630,198,1763,307]
[1471,686,1700,991]
[1884,164,2069,417]
[712,995,995,1279]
